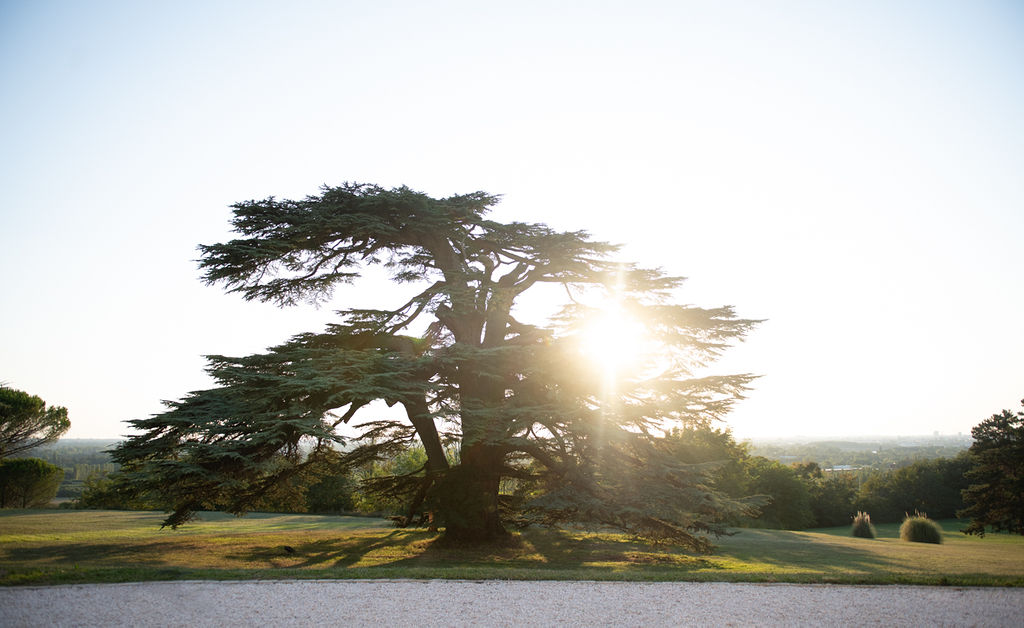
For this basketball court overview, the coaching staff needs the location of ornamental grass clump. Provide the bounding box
[900,511,943,544]
[851,511,876,539]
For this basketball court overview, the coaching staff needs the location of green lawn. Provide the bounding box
[2,510,1022,586]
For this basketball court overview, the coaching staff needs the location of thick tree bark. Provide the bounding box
[412,228,522,543]
[437,444,509,543]
[437,350,512,543]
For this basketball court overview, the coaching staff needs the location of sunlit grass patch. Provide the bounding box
[2,510,1023,586]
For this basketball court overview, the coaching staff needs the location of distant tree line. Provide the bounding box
[749,439,971,471]
[58,400,1024,539]
[69,427,969,529]
[667,428,971,529]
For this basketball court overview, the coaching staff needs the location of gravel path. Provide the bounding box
[3,580,1022,627]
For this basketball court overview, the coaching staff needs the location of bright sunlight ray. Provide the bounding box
[578,302,649,385]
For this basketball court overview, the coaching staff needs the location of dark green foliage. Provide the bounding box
[76,471,155,510]
[665,426,750,465]
[664,432,855,530]
[794,463,859,528]
[0,386,70,459]
[851,511,876,538]
[354,445,431,516]
[854,454,970,524]
[665,427,751,489]
[304,452,358,514]
[112,183,759,549]
[900,512,943,544]
[749,437,973,527]
[741,457,815,529]
[662,428,830,531]
[959,400,1024,536]
[0,457,64,507]
[660,427,764,525]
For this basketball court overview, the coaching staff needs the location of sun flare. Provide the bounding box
[578,304,649,380]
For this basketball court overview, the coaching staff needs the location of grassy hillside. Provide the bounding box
[2,510,1021,586]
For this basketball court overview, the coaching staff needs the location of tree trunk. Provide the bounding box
[441,310,515,544]
[436,445,509,544]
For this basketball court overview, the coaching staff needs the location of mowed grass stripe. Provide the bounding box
[1,510,1021,586]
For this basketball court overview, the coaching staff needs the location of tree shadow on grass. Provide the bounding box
[364,527,716,574]
[3,540,202,567]
[519,528,715,571]
[222,530,437,568]
[221,526,708,573]
[717,528,909,575]
[4,530,435,571]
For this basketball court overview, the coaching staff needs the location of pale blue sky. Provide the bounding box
[2,1,1022,439]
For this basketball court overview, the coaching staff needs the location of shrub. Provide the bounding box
[851,511,876,538]
[900,512,943,544]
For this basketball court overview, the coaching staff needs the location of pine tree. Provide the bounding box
[959,400,1024,536]
[0,386,70,459]
[0,458,64,507]
[113,183,759,548]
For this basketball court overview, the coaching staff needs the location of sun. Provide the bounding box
[578,303,649,381]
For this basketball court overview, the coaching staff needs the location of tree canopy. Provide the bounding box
[113,183,760,549]
[0,386,70,459]
[959,399,1024,536]
[0,457,64,508]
